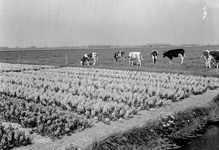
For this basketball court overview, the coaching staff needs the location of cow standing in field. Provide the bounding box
[209,51,219,68]
[200,50,219,68]
[163,49,185,64]
[200,50,212,68]
[80,52,98,66]
[128,52,144,66]
[151,50,158,64]
[114,50,125,62]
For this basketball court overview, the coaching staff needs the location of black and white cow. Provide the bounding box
[151,50,158,64]
[80,52,98,66]
[128,52,144,66]
[209,51,219,68]
[200,50,211,68]
[200,50,219,68]
[163,49,185,64]
[114,50,125,62]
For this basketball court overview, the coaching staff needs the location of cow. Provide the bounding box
[114,50,125,62]
[151,50,158,64]
[163,49,185,64]
[200,50,211,68]
[209,51,219,68]
[200,50,219,68]
[80,52,98,66]
[128,52,144,66]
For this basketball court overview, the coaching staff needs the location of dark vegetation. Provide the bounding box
[0,123,32,150]
[0,95,93,140]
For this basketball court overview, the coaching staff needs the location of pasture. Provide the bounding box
[0,45,219,77]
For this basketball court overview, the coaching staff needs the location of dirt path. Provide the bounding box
[13,89,219,150]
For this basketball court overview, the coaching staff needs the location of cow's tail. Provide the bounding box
[96,55,98,61]
[200,54,204,59]
[140,54,144,60]
[183,52,186,58]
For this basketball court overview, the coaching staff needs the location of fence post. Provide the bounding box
[65,53,68,64]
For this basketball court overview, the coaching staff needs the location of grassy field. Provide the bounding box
[0,46,219,77]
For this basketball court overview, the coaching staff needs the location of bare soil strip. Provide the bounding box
[13,89,219,150]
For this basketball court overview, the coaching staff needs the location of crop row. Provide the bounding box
[0,122,32,150]
[0,62,56,72]
[0,95,92,139]
[1,66,219,121]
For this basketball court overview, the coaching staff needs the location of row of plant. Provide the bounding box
[0,62,56,72]
[0,123,32,150]
[1,67,219,122]
[0,95,93,139]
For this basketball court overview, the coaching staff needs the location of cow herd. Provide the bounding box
[80,49,219,68]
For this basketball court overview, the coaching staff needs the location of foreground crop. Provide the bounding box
[1,67,219,122]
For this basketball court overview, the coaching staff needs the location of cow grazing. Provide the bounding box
[80,52,98,66]
[128,52,144,66]
[163,49,185,64]
[209,51,219,68]
[200,50,211,68]
[151,50,158,64]
[114,50,125,62]
[200,50,219,68]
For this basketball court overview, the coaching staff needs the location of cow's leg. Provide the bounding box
[169,59,172,63]
[207,58,211,68]
[122,57,125,62]
[155,56,157,64]
[181,57,184,64]
[93,59,96,65]
[208,59,211,68]
[204,57,207,68]
[179,54,184,64]
[208,57,213,68]
[137,58,141,66]
[129,58,133,65]
[80,61,83,66]
[87,60,89,66]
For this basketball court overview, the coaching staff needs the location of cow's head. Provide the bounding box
[93,52,98,60]
[163,51,167,58]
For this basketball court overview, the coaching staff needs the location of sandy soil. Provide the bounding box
[9,89,219,150]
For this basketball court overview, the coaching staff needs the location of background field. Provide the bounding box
[0,46,219,77]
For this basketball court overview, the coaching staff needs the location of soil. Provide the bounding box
[7,89,219,150]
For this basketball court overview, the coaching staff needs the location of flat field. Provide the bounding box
[1,46,219,150]
[0,45,219,77]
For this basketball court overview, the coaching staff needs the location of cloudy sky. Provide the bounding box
[0,0,219,47]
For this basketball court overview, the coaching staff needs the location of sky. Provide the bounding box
[0,0,219,48]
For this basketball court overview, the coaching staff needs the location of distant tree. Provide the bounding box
[30,46,36,48]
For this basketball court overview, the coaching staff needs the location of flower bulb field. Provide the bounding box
[0,46,219,150]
